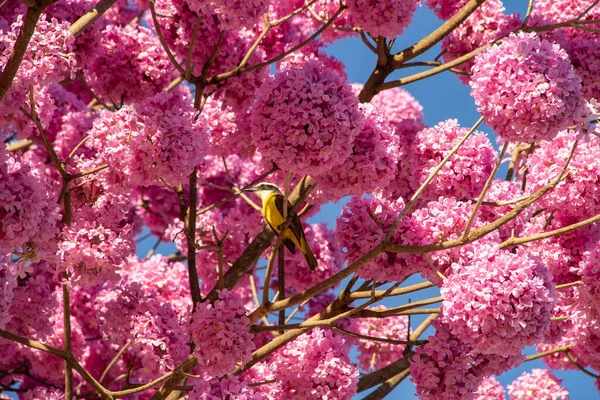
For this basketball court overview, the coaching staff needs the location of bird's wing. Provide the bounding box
[274,194,306,252]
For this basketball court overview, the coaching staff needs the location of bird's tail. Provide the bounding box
[302,246,318,271]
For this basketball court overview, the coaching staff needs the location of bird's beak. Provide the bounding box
[244,187,258,192]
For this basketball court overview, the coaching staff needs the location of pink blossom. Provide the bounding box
[184,0,269,30]
[313,103,400,202]
[0,14,76,88]
[58,211,134,286]
[508,369,569,400]
[526,129,600,220]
[21,387,64,400]
[87,90,209,188]
[353,84,425,137]
[189,289,254,376]
[441,0,520,83]
[335,194,406,282]
[471,32,587,143]
[0,148,61,260]
[250,59,362,175]
[529,0,600,100]
[0,254,17,329]
[99,282,189,380]
[24,314,86,387]
[120,255,192,313]
[272,328,357,399]
[202,99,256,157]
[474,376,505,400]
[441,245,556,356]
[5,266,59,341]
[426,0,466,20]
[346,0,418,38]
[133,186,182,237]
[85,24,175,105]
[411,318,524,400]
[406,119,497,203]
[152,0,270,111]
[187,374,262,400]
[351,306,409,371]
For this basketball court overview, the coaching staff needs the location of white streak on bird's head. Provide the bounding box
[244,181,282,200]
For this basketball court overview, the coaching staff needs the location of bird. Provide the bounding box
[245,181,318,270]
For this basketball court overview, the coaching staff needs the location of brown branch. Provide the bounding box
[362,369,411,400]
[68,0,119,37]
[525,345,571,361]
[345,281,435,300]
[358,0,485,102]
[500,213,600,249]
[187,168,201,310]
[0,4,44,102]
[0,329,69,359]
[99,340,131,384]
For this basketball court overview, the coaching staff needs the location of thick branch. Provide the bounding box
[0,4,44,102]
[68,0,119,37]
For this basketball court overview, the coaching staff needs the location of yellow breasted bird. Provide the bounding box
[245,182,318,270]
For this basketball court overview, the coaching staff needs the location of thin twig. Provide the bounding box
[462,141,509,239]
[385,116,485,242]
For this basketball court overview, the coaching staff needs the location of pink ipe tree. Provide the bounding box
[0,0,599,399]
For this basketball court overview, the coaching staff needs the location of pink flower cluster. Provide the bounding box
[88,90,209,188]
[442,0,521,83]
[427,0,468,19]
[410,318,524,400]
[85,24,175,105]
[0,148,61,260]
[335,194,406,282]
[0,14,77,138]
[471,32,587,143]
[184,0,270,30]
[507,369,569,400]
[356,84,425,137]
[189,290,254,376]
[98,281,189,381]
[250,59,362,175]
[529,0,600,100]
[474,376,505,400]
[526,129,600,220]
[202,99,255,157]
[346,0,418,38]
[188,374,260,399]
[441,245,557,356]
[0,255,17,329]
[407,119,497,202]
[352,306,409,371]
[271,328,357,399]
[313,103,400,202]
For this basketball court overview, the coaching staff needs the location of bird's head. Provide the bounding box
[244,181,282,200]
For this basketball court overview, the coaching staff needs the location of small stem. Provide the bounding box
[385,116,484,242]
[99,340,131,384]
[463,142,509,240]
